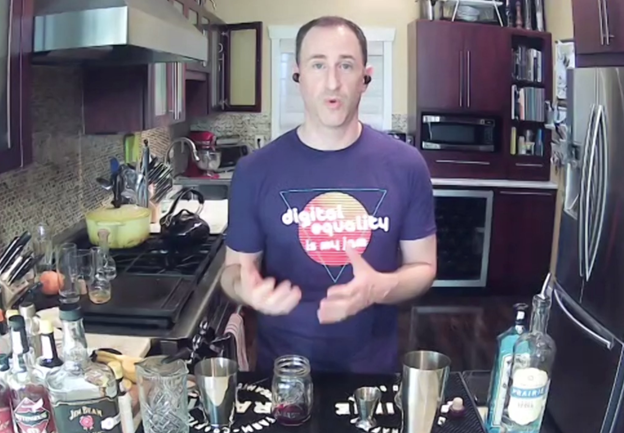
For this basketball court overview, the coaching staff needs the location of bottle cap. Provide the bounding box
[39,319,54,335]
[513,303,529,323]
[8,315,25,330]
[451,397,464,411]
[5,310,18,319]
[18,302,36,318]
[108,361,124,380]
[59,303,82,321]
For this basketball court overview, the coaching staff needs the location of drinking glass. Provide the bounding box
[55,243,80,303]
[271,355,313,426]
[90,247,112,304]
[32,223,54,276]
[136,356,189,433]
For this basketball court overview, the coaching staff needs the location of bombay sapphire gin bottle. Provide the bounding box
[501,294,556,433]
[486,303,529,432]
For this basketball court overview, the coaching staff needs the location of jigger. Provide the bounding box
[354,387,381,431]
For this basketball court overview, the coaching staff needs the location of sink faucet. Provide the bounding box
[165,137,201,165]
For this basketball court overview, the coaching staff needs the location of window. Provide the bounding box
[268,26,396,140]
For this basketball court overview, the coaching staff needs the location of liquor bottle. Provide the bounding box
[45,303,122,433]
[500,294,556,433]
[18,303,41,359]
[0,354,13,433]
[485,303,529,433]
[35,320,63,378]
[6,316,56,433]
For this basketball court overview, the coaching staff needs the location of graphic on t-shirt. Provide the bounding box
[280,188,388,282]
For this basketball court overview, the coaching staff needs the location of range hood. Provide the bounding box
[33,0,209,65]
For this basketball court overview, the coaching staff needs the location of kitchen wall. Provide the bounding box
[0,66,173,247]
[194,0,417,141]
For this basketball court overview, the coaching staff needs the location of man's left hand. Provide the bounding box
[317,246,389,324]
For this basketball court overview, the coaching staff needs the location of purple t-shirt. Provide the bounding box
[226,125,436,374]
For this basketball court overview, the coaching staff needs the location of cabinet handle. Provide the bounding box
[499,190,554,196]
[515,162,544,168]
[459,51,463,107]
[466,50,471,108]
[601,0,613,44]
[597,0,606,45]
[435,159,491,166]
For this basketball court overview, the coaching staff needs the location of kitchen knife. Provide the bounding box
[8,253,42,285]
[0,232,30,274]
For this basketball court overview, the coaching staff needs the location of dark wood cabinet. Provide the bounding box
[409,20,553,182]
[83,62,186,134]
[573,0,624,55]
[414,21,508,114]
[0,0,33,174]
[488,188,556,296]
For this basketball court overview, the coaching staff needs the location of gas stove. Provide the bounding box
[76,233,224,282]
[73,232,228,338]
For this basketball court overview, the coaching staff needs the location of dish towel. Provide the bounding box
[224,312,250,372]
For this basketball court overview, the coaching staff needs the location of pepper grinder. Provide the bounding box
[354,387,381,431]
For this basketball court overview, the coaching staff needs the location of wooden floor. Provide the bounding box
[242,295,527,373]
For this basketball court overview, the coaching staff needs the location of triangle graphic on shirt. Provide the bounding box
[279,188,388,283]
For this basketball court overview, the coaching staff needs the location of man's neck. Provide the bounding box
[297,118,363,151]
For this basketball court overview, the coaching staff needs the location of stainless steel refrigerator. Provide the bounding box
[548,67,624,433]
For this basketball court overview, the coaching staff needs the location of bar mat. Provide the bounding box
[152,371,486,433]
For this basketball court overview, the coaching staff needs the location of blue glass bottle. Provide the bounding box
[485,303,529,433]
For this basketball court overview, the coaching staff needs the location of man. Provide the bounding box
[220,16,437,374]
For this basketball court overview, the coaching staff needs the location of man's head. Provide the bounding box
[294,16,372,129]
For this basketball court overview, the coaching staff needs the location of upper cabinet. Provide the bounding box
[83,0,262,133]
[572,0,624,66]
[415,21,509,115]
[0,0,33,174]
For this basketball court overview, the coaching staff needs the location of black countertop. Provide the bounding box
[139,371,484,433]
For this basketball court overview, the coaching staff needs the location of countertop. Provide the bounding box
[175,174,558,190]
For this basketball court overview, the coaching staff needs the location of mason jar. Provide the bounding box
[271,355,313,426]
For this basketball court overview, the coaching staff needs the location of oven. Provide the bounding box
[421,114,499,152]
[433,189,493,288]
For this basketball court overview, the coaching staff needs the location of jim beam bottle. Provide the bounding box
[45,303,122,433]
[6,316,56,433]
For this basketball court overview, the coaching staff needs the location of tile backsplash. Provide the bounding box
[0,66,172,247]
[192,113,408,146]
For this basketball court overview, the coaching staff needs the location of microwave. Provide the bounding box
[420,115,498,152]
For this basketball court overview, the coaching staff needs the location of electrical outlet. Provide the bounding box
[254,135,265,148]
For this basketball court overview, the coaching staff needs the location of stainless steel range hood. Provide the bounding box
[33,0,208,65]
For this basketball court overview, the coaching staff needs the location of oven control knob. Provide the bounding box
[199,319,210,334]
[192,334,203,350]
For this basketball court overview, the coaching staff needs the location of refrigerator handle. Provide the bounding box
[584,105,602,280]
[579,105,597,279]
[587,105,609,281]
[554,289,614,350]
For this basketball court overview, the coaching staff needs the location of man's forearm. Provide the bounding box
[374,263,436,305]
[220,264,244,304]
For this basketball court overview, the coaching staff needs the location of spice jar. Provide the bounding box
[271,355,313,426]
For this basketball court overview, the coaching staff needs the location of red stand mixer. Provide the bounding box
[183,131,222,179]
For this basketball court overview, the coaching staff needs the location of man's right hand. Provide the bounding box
[235,265,302,315]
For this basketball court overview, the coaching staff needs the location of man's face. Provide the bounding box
[295,25,372,129]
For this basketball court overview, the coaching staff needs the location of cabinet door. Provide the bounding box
[222,22,262,112]
[572,0,624,54]
[0,0,32,174]
[209,23,224,112]
[488,189,556,295]
[464,25,510,113]
[416,21,465,111]
[147,63,174,128]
